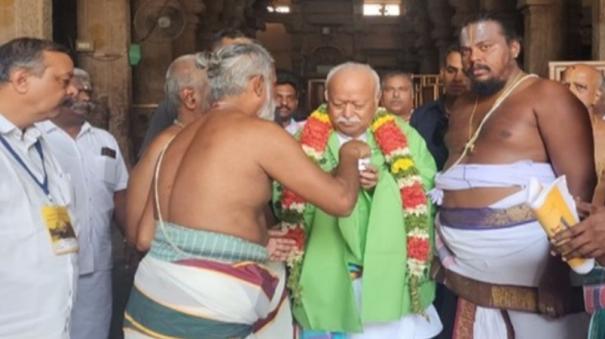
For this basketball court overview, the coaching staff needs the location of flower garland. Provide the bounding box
[280,105,333,304]
[279,105,431,313]
[371,108,431,313]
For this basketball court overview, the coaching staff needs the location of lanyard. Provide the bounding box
[0,134,49,196]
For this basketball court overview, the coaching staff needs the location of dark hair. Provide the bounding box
[461,12,522,44]
[276,70,300,95]
[380,71,413,88]
[0,37,69,83]
[442,44,461,67]
[210,28,247,48]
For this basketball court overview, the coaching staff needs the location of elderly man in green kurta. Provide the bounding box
[273,62,443,338]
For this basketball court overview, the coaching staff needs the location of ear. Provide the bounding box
[324,90,329,102]
[180,87,197,110]
[510,40,521,59]
[594,88,602,107]
[10,69,30,94]
[251,75,265,99]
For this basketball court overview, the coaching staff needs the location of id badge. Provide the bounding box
[41,205,79,255]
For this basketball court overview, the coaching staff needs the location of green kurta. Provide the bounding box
[274,117,437,333]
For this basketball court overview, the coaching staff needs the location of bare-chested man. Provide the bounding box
[433,13,595,339]
[561,64,605,204]
[123,43,369,339]
[125,54,209,245]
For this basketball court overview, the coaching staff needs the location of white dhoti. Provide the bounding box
[70,270,112,339]
[433,161,590,339]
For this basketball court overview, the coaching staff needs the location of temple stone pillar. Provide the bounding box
[448,0,479,32]
[518,0,564,77]
[593,0,605,60]
[427,0,455,66]
[408,0,437,73]
[77,0,133,164]
[0,0,52,41]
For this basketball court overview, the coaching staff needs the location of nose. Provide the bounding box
[453,70,464,81]
[79,90,91,102]
[65,82,78,98]
[276,96,286,107]
[468,47,483,64]
[343,103,355,117]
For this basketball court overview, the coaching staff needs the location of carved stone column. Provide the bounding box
[448,0,480,33]
[427,0,455,67]
[78,0,133,164]
[0,0,52,41]
[594,0,605,59]
[408,0,437,73]
[518,0,564,77]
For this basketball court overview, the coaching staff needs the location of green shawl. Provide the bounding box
[274,117,437,333]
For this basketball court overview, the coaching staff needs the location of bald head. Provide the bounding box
[165,54,209,112]
[562,64,603,110]
[325,62,380,137]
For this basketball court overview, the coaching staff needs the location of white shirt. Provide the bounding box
[285,118,305,135]
[39,121,128,274]
[0,114,77,338]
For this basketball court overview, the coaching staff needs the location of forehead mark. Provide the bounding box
[461,22,494,46]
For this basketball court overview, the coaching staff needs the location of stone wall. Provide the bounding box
[0,0,52,42]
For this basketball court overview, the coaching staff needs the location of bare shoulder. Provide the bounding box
[138,127,179,165]
[526,77,570,96]
[231,114,294,145]
[524,77,580,112]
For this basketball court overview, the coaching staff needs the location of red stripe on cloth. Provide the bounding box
[252,288,288,333]
[585,286,595,313]
[453,298,476,339]
[176,258,279,299]
[600,287,605,310]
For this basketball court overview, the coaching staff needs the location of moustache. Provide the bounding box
[468,64,491,75]
[62,97,95,112]
[335,116,361,125]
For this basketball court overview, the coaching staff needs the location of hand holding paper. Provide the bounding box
[527,176,595,274]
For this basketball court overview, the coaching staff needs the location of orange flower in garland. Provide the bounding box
[371,107,431,314]
[279,104,333,304]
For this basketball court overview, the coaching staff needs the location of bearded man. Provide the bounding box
[433,13,595,339]
[124,43,370,339]
[274,62,442,338]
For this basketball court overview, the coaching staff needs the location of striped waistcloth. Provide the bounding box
[579,266,605,339]
[148,220,268,263]
[582,267,605,314]
[124,222,293,338]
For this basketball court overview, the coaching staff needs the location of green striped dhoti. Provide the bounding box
[123,222,293,338]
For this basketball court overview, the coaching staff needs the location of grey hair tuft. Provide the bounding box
[197,42,274,103]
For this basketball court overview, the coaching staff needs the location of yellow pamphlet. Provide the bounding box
[527,176,594,274]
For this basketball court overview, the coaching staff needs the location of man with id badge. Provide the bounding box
[0,38,79,338]
[39,68,129,339]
